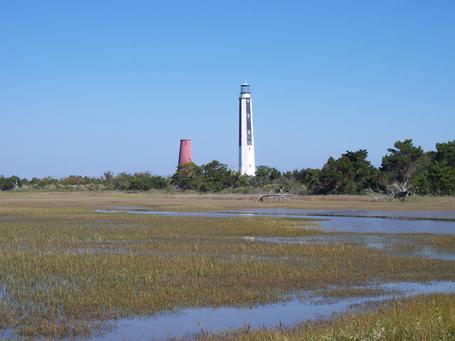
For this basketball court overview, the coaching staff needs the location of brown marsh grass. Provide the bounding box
[1,191,455,211]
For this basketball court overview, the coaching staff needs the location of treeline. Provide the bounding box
[0,172,169,192]
[1,139,454,195]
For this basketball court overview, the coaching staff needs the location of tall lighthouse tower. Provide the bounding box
[239,82,256,176]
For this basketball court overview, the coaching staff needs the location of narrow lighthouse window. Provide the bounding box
[246,100,252,145]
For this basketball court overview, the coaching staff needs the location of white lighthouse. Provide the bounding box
[239,82,256,176]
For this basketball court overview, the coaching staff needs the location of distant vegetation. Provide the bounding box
[1,139,455,196]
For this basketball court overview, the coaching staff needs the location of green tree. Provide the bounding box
[200,160,236,192]
[36,177,58,188]
[171,163,203,191]
[130,172,151,191]
[289,168,323,194]
[62,175,93,186]
[434,140,455,167]
[130,172,169,191]
[0,176,11,191]
[113,172,132,191]
[103,171,115,190]
[254,166,282,187]
[428,161,455,195]
[381,139,426,183]
[0,176,22,191]
[319,150,381,194]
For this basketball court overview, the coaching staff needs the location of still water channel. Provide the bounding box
[97,208,455,234]
[91,281,455,340]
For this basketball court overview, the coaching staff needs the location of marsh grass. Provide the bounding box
[0,193,455,338]
[1,191,455,212]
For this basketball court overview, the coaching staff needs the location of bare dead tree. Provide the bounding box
[388,180,413,201]
[367,187,390,202]
[11,179,18,191]
[256,191,293,202]
[368,180,413,202]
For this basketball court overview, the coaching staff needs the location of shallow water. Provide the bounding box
[233,209,455,234]
[90,281,455,341]
[413,247,455,261]
[240,208,455,220]
[96,208,455,234]
[0,216,18,222]
[247,235,455,261]
[0,283,8,301]
[305,215,455,234]
[249,235,390,249]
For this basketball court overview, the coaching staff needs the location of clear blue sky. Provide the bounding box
[1,1,454,178]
